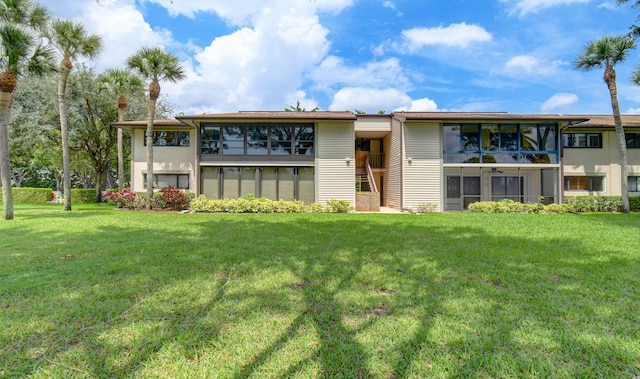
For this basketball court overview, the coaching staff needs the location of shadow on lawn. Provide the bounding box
[2,212,639,377]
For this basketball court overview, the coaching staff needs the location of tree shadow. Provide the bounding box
[2,211,639,377]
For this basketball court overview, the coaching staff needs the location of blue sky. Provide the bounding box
[43,0,640,115]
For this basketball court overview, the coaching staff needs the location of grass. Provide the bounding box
[1,204,639,378]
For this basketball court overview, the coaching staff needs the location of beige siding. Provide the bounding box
[403,122,442,210]
[354,116,392,132]
[130,128,197,192]
[563,129,619,195]
[316,122,355,204]
[386,118,403,209]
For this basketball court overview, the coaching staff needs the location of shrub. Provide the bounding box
[564,196,622,212]
[416,202,436,213]
[1,188,53,203]
[156,186,189,210]
[326,199,354,213]
[542,203,575,214]
[189,195,339,214]
[468,199,570,214]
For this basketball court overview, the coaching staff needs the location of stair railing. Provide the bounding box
[365,157,378,193]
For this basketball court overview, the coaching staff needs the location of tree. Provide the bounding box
[285,100,319,112]
[127,46,185,205]
[49,19,102,211]
[0,0,56,220]
[99,68,143,190]
[618,0,640,37]
[575,35,636,213]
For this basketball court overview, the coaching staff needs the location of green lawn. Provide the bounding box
[1,204,639,378]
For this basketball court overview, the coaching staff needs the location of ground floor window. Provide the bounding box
[564,176,604,191]
[446,176,480,210]
[201,166,314,204]
[143,173,189,189]
[491,176,523,202]
[629,176,640,192]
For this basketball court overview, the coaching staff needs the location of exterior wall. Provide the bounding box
[561,129,640,196]
[316,122,355,204]
[130,128,196,192]
[403,122,442,211]
[386,118,403,209]
[354,116,392,132]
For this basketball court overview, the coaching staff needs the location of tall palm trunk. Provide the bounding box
[59,58,72,211]
[604,64,630,213]
[145,80,160,207]
[0,88,14,220]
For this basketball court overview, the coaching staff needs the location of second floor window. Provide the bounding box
[563,133,602,148]
[201,123,314,156]
[144,131,190,147]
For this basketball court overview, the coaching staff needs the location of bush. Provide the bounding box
[155,186,189,210]
[564,196,622,212]
[326,199,354,213]
[0,187,53,203]
[542,203,575,214]
[468,199,574,214]
[188,195,344,214]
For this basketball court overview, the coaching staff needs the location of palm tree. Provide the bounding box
[99,68,143,191]
[127,47,185,204]
[49,19,102,211]
[575,35,636,213]
[0,0,56,220]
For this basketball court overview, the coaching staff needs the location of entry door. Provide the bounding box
[445,176,481,211]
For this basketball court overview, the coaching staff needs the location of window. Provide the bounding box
[201,123,314,157]
[563,133,602,148]
[629,176,640,192]
[626,133,640,148]
[200,166,314,202]
[564,176,604,191]
[144,131,190,146]
[144,174,189,189]
[491,176,523,202]
[444,123,558,164]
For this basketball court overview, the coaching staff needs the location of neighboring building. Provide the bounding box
[112,111,640,212]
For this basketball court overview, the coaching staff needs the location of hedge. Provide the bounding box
[0,187,52,203]
[0,188,100,204]
[564,196,640,212]
[70,189,98,204]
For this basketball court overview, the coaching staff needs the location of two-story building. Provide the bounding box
[112,112,640,212]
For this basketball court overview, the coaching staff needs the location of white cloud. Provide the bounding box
[503,55,565,76]
[167,4,331,113]
[402,23,492,50]
[144,0,354,25]
[501,0,590,16]
[597,1,617,10]
[42,1,172,70]
[626,108,640,115]
[311,56,410,92]
[398,97,439,112]
[330,87,411,112]
[541,92,579,113]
